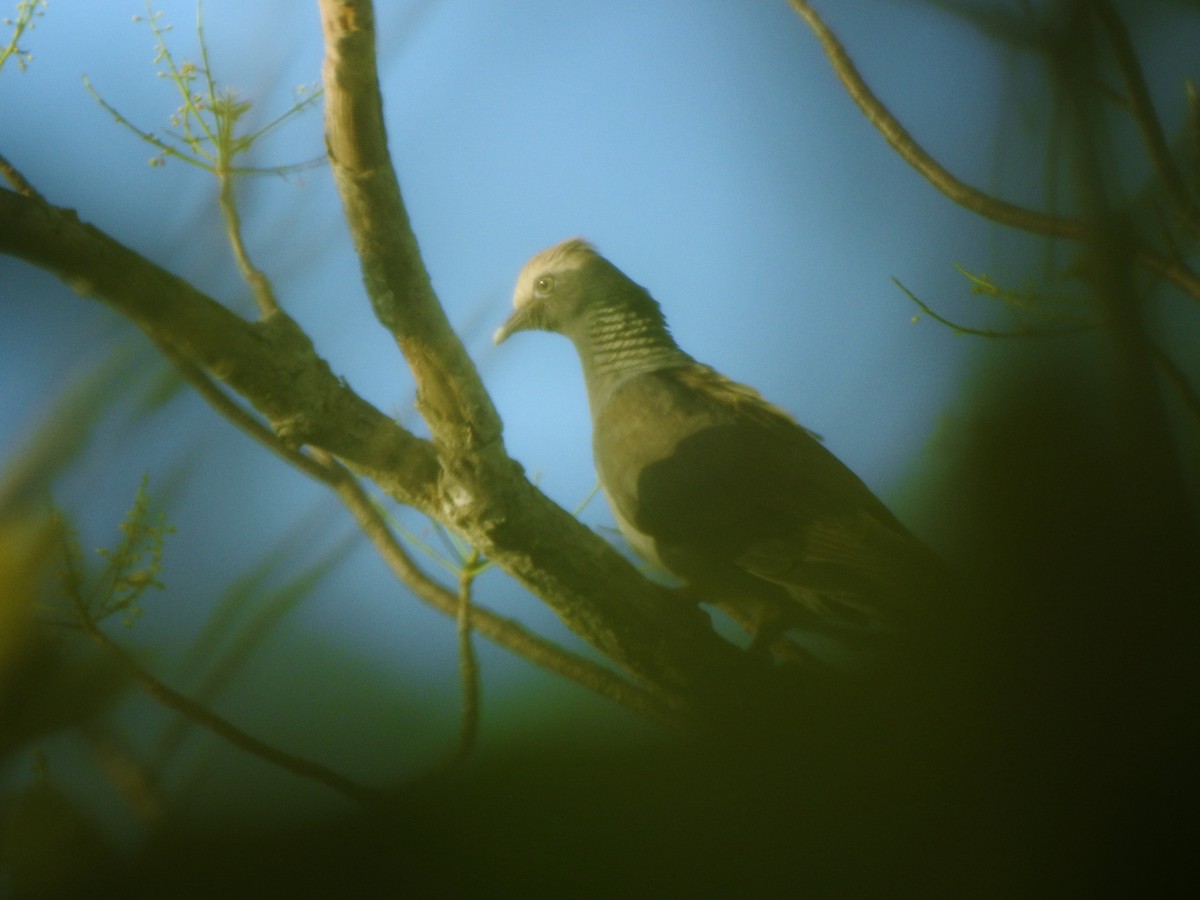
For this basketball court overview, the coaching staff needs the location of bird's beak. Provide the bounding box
[493,305,535,346]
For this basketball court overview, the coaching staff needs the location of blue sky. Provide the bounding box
[3,0,1197,819]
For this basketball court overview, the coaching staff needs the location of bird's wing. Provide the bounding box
[594,365,937,619]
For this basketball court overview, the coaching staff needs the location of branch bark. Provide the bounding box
[0,188,438,507]
[318,0,500,453]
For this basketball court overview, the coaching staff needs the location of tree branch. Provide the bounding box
[787,0,1087,240]
[67,593,379,806]
[1092,0,1200,237]
[317,0,501,453]
[319,453,684,726]
[787,0,1200,304]
[0,149,43,199]
[0,187,439,507]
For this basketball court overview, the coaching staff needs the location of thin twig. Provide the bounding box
[1092,0,1200,237]
[0,0,44,73]
[1133,247,1200,302]
[156,341,330,479]
[319,452,683,728]
[787,0,1087,240]
[57,526,379,806]
[893,277,1092,338]
[0,151,43,200]
[452,556,482,766]
[81,622,380,805]
[218,167,281,316]
[787,1,1200,305]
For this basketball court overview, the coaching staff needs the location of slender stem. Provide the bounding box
[893,277,1093,339]
[787,0,1087,240]
[0,0,44,73]
[217,167,280,316]
[453,557,482,765]
[786,0,1200,304]
[320,452,682,728]
[61,560,379,806]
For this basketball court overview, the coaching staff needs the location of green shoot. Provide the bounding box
[898,264,1096,338]
[55,474,174,629]
[0,0,45,74]
[84,1,321,177]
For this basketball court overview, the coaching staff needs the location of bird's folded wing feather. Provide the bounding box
[594,365,935,614]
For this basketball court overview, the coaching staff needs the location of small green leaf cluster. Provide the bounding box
[56,474,174,629]
[0,0,46,74]
[87,1,321,176]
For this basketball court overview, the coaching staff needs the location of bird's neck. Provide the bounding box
[572,302,691,413]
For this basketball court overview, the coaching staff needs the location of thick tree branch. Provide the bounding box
[320,454,683,726]
[0,187,439,507]
[318,0,501,453]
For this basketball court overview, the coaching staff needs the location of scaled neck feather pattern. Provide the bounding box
[574,288,692,413]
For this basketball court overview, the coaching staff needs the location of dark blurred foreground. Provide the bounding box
[2,338,1189,899]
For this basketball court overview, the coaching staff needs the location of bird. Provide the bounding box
[494,237,949,655]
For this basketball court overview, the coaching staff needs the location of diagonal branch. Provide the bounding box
[63,569,379,806]
[321,455,684,726]
[0,187,439,506]
[0,150,43,199]
[787,0,1087,241]
[318,0,501,454]
[787,0,1200,304]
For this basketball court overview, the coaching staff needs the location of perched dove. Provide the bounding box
[496,238,948,650]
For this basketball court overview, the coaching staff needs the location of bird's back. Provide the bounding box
[592,363,944,627]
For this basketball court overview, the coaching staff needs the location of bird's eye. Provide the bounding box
[535,274,555,295]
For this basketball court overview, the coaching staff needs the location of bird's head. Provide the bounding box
[494,237,666,346]
[494,237,602,345]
